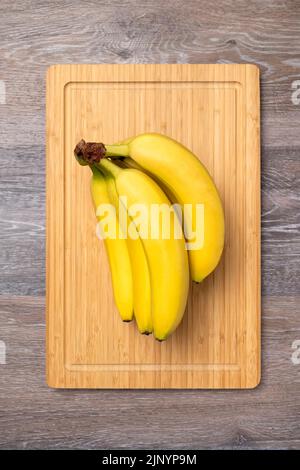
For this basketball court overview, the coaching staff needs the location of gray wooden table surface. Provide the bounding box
[0,0,300,450]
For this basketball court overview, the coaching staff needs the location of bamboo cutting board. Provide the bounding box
[46,64,260,388]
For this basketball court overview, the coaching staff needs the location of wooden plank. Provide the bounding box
[0,0,299,448]
[0,295,299,449]
[46,64,260,388]
[0,145,298,297]
[0,1,299,149]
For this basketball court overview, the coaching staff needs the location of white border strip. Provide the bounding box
[0,80,6,104]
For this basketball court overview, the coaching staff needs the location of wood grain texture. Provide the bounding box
[0,0,299,149]
[1,295,300,449]
[46,64,260,388]
[0,145,298,297]
[0,0,299,448]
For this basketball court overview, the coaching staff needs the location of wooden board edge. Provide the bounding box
[45,64,261,389]
[46,64,68,389]
[244,63,261,389]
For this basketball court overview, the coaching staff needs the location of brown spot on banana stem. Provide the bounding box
[74,139,106,164]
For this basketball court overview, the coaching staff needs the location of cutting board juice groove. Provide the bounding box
[46,64,260,388]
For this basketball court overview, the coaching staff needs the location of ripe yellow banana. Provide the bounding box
[103,134,225,282]
[98,159,190,341]
[101,167,152,335]
[90,166,133,322]
[120,156,177,204]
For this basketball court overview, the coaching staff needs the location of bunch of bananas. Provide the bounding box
[74,133,224,341]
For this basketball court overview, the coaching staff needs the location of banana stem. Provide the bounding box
[98,158,122,178]
[74,139,130,165]
[105,144,130,157]
[90,164,104,177]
